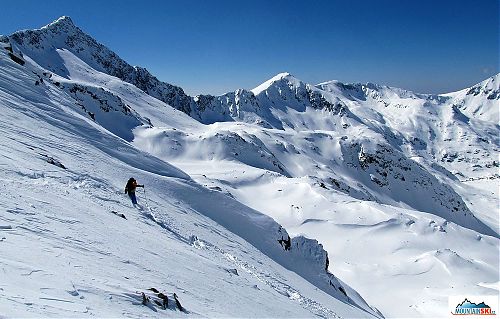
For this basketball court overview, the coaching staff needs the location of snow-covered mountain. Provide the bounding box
[1,16,498,318]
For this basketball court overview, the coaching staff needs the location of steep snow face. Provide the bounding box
[192,72,345,129]
[444,74,500,123]
[341,140,495,236]
[251,72,297,95]
[194,89,265,125]
[253,73,349,117]
[317,80,429,102]
[2,16,499,318]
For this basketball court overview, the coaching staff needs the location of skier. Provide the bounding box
[124,177,144,205]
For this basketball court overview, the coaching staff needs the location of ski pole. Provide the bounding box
[143,187,149,207]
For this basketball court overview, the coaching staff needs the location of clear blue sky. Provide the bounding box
[1,0,498,95]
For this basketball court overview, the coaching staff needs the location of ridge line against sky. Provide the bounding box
[1,0,498,96]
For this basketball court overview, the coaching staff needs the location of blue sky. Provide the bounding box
[1,0,498,95]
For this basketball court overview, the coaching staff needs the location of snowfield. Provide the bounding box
[0,16,498,318]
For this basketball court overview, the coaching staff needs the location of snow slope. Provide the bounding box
[1,16,499,318]
[0,19,380,318]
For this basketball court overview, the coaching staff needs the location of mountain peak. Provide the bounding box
[40,16,79,35]
[251,72,302,95]
[44,16,75,28]
[9,15,82,50]
[478,72,500,89]
[273,72,293,79]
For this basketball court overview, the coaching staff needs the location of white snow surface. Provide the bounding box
[0,17,499,318]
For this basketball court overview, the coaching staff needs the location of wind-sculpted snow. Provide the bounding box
[161,178,380,316]
[341,140,497,237]
[63,82,149,141]
[133,127,292,176]
[0,49,189,181]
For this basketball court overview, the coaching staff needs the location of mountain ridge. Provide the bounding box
[4,16,497,128]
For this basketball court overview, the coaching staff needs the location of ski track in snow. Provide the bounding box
[0,158,348,317]
[141,200,342,319]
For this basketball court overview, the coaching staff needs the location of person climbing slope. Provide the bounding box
[124,177,144,205]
